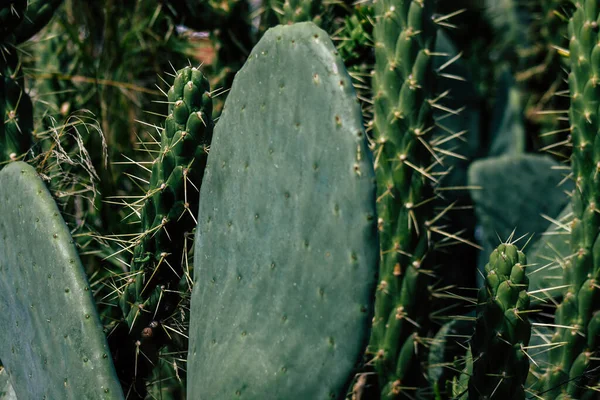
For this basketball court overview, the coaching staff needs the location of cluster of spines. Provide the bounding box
[468,243,531,399]
[367,0,442,397]
[111,65,213,396]
[534,1,600,397]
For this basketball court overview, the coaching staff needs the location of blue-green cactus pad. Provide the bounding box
[0,162,123,399]
[187,22,378,399]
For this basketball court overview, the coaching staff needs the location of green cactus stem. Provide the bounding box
[12,0,64,44]
[187,22,378,399]
[535,1,600,397]
[0,0,27,41]
[469,243,531,399]
[367,0,440,397]
[114,65,213,397]
[1,50,34,166]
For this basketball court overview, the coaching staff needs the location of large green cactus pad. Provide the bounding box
[0,162,123,399]
[187,22,378,399]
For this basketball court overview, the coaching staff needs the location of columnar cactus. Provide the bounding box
[535,1,600,397]
[367,0,439,397]
[116,65,213,395]
[1,50,34,165]
[469,243,531,399]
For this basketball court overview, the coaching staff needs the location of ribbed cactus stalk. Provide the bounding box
[1,51,34,166]
[116,66,213,395]
[12,0,64,44]
[534,1,600,397]
[0,0,27,40]
[469,243,531,399]
[367,0,439,397]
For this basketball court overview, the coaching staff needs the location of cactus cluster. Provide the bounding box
[2,1,600,399]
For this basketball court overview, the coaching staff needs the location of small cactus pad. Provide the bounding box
[187,22,378,399]
[0,162,123,399]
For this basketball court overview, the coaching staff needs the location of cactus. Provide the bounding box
[469,243,532,398]
[114,65,213,396]
[12,0,64,44]
[186,22,378,399]
[1,51,34,166]
[0,161,123,399]
[367,0,440,396]
[0,0,27,40]
[1,0,64,168]
[534,2,600,397]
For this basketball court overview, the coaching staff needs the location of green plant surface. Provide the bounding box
[468,154,572,275]
[0,161,123,399]
[1,51,34,166]
[13,0,64,44]
[469,243,531,399]
[367,1,440,396]
[0,0,27,40]
[535,2,600,397]
[115,65,213,397]
[187,22,378,399]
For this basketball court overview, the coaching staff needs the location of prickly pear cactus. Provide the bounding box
[469,243,531,399]
[117,65,213,393]
[0,161,123,399]
[367,0,439,396]
[187,22,378,399]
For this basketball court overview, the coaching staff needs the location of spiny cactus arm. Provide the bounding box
[187,22,378,399]
[1,51,34,166]
[0,162,123,399]
[368,0,439,396]
[468,243,531,399]
[115,65,213,393]
[13,0,64,44]
[0,0,27,41]
[536,2,600,397]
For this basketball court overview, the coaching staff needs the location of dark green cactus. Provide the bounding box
[469,243,531,399]
[0,161,123,399]
[186,22,378,399]
[13,0,64,44]
[0,0,27,40]
[1,51,34,166]
[116,65,213,395]
[367,0,439,396]
[535,2,600,397]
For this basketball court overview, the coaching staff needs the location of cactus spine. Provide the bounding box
[368,0,439,397]
[469,243,531,399]
[535,1,600,397]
